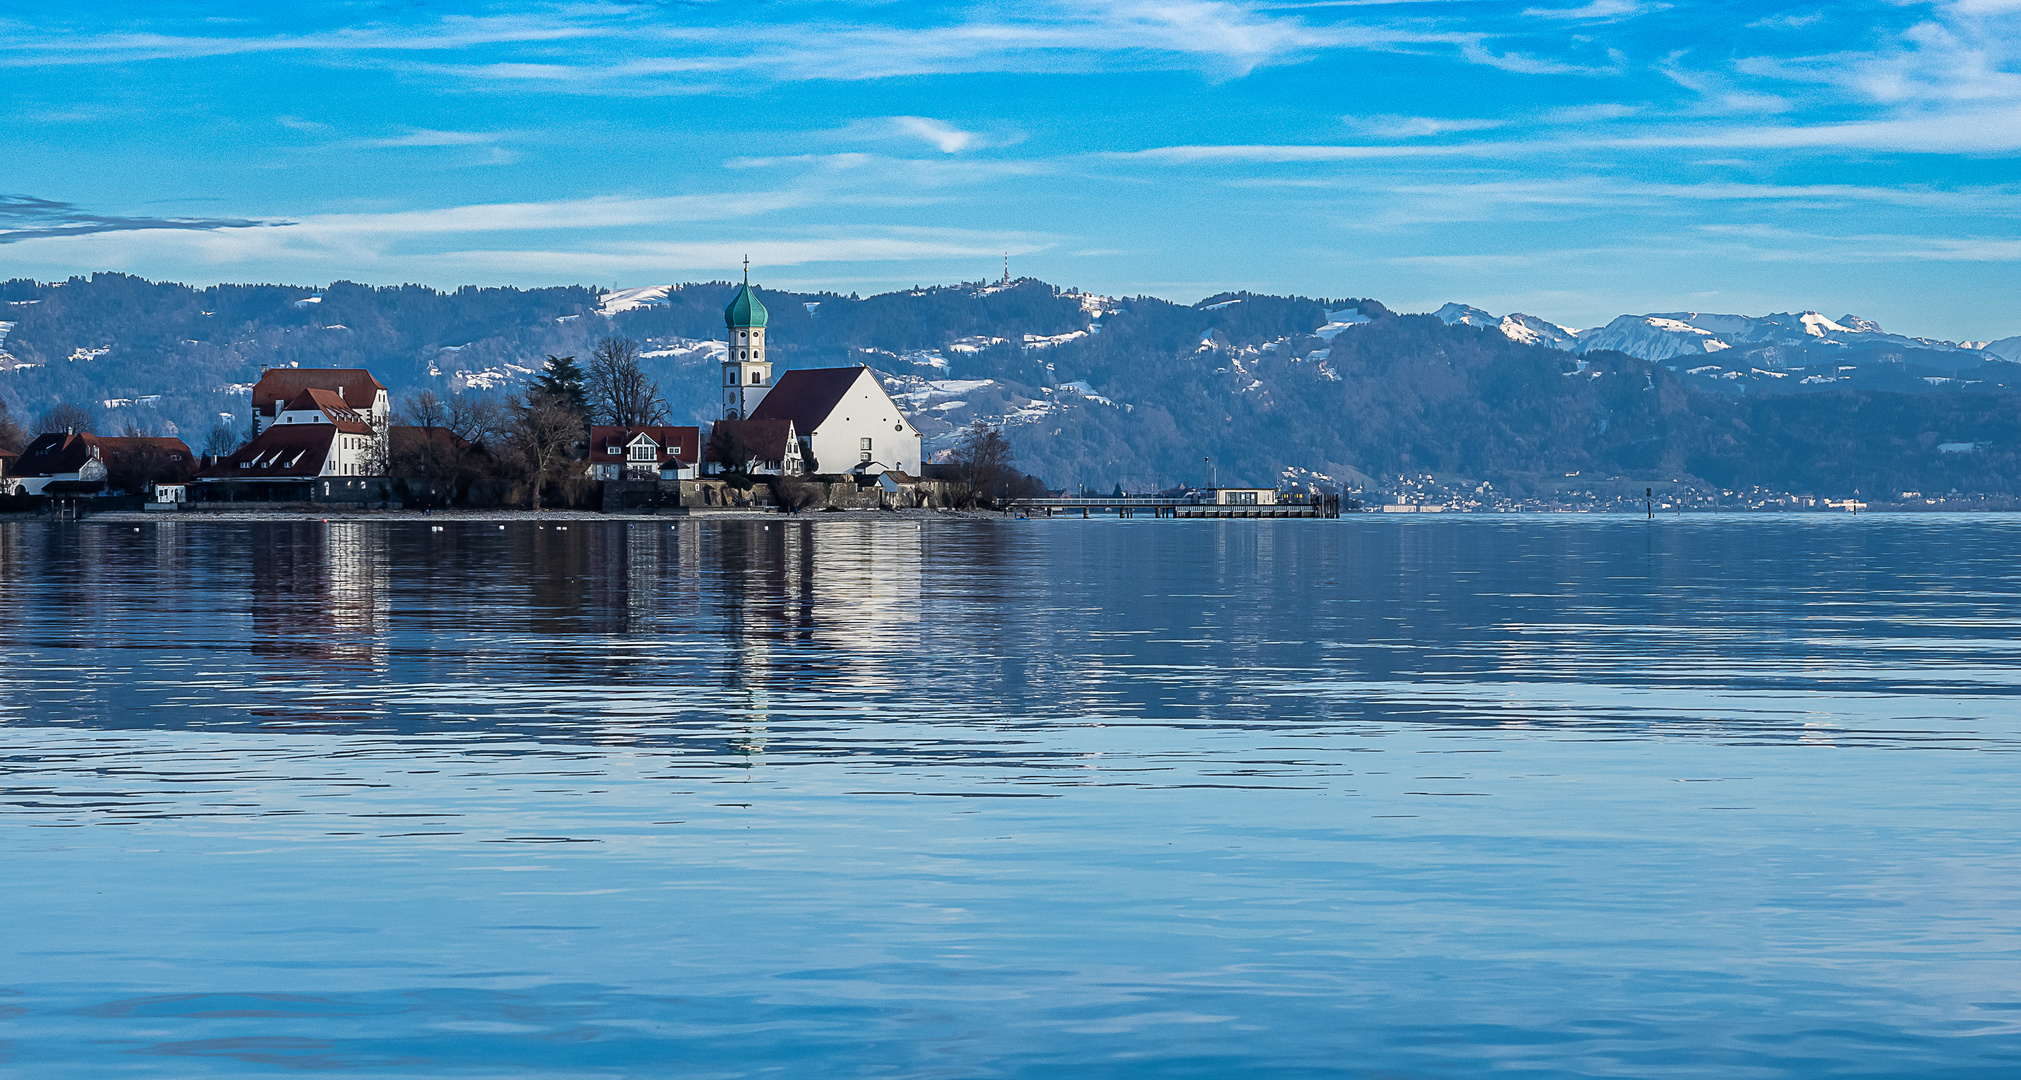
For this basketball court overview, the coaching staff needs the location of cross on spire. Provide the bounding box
[743,254,749,282]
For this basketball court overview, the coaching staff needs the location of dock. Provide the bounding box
[1013,495,1342,519]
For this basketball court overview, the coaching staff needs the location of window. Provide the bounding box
[628,442,656,462]
[749,371,762,385]
[606,444,621,455]
[860,438,873,450]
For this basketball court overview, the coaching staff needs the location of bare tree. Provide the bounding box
[585,336,667,427]
[512,389,586,510]
[394,390,452,479]
[953,420,1015,506]
[447,391,509,458]
[202,420,241,458]
[36,402,95,435]
[0,398,26,452]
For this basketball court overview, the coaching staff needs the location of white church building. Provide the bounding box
[715,272,923,476]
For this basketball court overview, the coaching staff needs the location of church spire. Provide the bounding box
[721,259,771,420]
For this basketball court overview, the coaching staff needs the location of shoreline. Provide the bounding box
[67,507,1012,524]
[11,506,2018,525]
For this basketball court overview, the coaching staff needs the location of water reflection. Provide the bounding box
[6,516,2021,1077]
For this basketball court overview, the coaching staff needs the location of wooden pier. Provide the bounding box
[1013,495,1341,519]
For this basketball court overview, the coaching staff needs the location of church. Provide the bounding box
[709,269,924,477]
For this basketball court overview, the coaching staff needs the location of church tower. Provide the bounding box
[721,259,772,420]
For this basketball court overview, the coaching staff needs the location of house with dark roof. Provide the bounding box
[746,366,922,476]
[588,425,701,480]
[706,418,801,476]
[10,433,195,496]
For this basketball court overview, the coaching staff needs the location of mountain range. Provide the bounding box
[4,272,2021,499]
[1435,303,2021,395]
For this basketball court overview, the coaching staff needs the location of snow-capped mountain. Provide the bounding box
[1436,303,2021,393]
[1437,303,1998,363]
[1433,303,1580,351]
[1572,311,1978,361]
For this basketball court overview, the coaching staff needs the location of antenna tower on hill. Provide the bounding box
[1003,253,1009,286]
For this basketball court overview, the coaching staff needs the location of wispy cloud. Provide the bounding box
[1106,142,1495,162]
[1459,44,1623,75]
[1521,0,1665,21]
[350,129,509,149]
[1695,222,2021,262]
[0,2,1464,88]
[0,194,281,244]
[889,117,980,153]
[1347,113,1507,137]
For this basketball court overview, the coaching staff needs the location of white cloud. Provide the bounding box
[1459,44,1622,75]
[1107,142,1494,162]
[1521,0,1664,21]
[1347,114,1507,137]
[351,129,508,148]
[1,1,1462,87]
[889,117,979,153]
[1614,106,2021,152]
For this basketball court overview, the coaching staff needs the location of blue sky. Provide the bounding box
[5,0,2021,338]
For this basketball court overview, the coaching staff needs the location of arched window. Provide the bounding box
[750,371,762,385]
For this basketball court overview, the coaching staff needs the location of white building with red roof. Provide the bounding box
[201,385,383,482]
[588,425,701,480]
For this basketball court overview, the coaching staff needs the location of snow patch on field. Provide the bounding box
[454,363,538,391]
[599,285,673,315]
[1023,330,1086,350]
[1314,308,1372,340]
[948,335,1004,353]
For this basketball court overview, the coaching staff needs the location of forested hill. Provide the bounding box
[3,271,2019,499]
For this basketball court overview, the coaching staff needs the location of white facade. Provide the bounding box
[14,454,105,496]
[722,327,772,419]
[801,368,923,476]
[255,387,390,437]
[1203,488,1277,506]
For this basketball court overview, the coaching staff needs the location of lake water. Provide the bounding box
[3,514,2020,1078]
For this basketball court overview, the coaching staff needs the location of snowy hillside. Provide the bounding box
[1436,302,2021,394]
[8,272,2021,496]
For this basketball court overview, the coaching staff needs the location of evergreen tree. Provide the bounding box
[534,354,588,417]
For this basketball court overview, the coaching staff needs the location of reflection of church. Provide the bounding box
[707,267,926,478]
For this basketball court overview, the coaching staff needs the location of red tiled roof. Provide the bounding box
[280,388,373,433]
[710,419,796,462]
[587,425,700,465]
[746,367,866,430]
[251,368,386,415]
[198,424,338,478]
[91,436,193,466]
